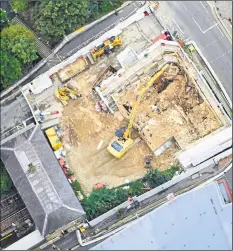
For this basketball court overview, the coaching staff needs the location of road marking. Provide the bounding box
[225,175,232,190]
[192,17,204,33]
[203,22,218,33]
[210,50,232,63]
[217,26,225,37]
[202,36,225,48]
[172,18,184,34]
[192,17,219,34]
[199,1,209,14]
[76,26,87,33]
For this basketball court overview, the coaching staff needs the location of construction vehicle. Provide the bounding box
[91,36,122,61]
[45,127,63,151]
[107,64,169,159]
[55,87,81,104]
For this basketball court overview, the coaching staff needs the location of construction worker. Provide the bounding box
[127,196,140,209]
[123,103,132,114]
[152,103,161,114]
[144,155,153,168]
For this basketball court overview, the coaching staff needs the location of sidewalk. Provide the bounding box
[210,1,232,39]
[150,1,186,41]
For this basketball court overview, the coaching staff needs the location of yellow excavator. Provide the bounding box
[55,87,80,102]
[107,64,169,159]
[91,36,122,60]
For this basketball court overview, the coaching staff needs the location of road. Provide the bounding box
[157,1,232,100]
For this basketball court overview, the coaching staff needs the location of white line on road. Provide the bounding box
[199,1,209,14]
[203,22,218,33]
[172,19,184,34]
[192,17,219,34]
[192,17,204,33]
[210,50,232,63]
[202,36,225,49]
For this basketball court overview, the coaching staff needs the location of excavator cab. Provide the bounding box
[107,137,134,159]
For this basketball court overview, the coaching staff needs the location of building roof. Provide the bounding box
[91,182,232,250]
[1,124,85,237]
[1,93,35,141]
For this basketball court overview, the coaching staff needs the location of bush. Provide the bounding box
[82,164,180,220]
[11,0,29,13]
[66,169,74,176]
[0,9,9,30]
[71,180,85,198]
[128,180,145,196]
[116,208,125,219]
[82,187,128,220]
[0,161,13,195]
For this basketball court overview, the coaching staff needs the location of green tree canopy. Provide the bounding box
[1,24,38,63]
[11,0,29,13]
[0,160,13,195]
[0,50,22,90]
[0,8,9,30]
[82,187,128,220]
[99,0,121,14]
[34,0,89,41]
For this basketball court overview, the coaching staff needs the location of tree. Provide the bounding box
[0,9,9,30]
[0,160,13,195]
[71,180,85,198]
[128,180,145,196]
[82,187,128,220]
[99,0,121,14]
[34,0,89,41]
[11,0,29,13]
[0,50,22,90]
[143,164,180,189]
[1,24,38,64]
[86,0,100,21]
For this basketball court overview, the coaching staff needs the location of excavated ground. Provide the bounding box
[59,61,222,194]
[115,69,223,152]
[58,20,222,194]
[60,95,178,194]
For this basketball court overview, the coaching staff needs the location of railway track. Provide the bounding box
[0,208,30,234]
[1,193,26,222]
[1,193,20,207]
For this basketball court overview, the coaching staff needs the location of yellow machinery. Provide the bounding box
[91,36,122,60]
[107,64,169,158]
[55,87,79,102]
[45,127,63,151]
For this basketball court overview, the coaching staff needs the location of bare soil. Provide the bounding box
[115,69,223,151]
[60,95,178,194]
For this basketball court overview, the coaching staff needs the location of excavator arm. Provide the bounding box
[123,64,169,139]
[107,63,169,158]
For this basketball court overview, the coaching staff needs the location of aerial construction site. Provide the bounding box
[22,14,227,195]
[59,54,223,194]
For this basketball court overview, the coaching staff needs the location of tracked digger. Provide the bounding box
[107,64,169,159]
[55,87,81,105]
[91,36,122,60]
